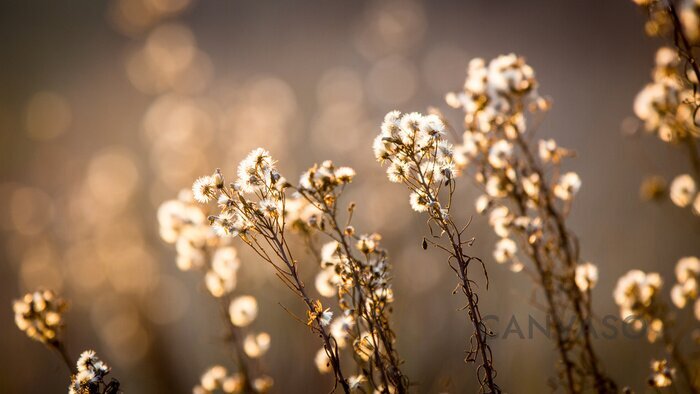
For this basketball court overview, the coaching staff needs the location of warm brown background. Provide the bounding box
[1,0,698,392]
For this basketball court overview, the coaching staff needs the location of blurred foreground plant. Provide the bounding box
[158,190,272,393]
[13,290,121,393]
[613,260,700,392]
[631,0,700,215]
[441,54,615,393]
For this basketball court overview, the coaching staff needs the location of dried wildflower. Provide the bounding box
[194,365,246,394]
[243,332,271,358]
[575,263,599,292]
[13,290,66,344]
[347,374,367,391]
[258,199,279,218]
[252,376,274,393]
[236,148,278,194]
[670,174,697,207]
[307,300,332,327]
[493,238,517,264]
[671,257,700,311]
[314,348,332,374]
[315,268,340,298]
[649,359,674,388]
[448,53,615,391]
[329,314,355,349]
[68,350,118,394]
[628,7,700,215]
[614,270,664,334]
[196,152,355,392]
[229,296,258,327]
[205,247,240,297]
[553,172,582,201]
[538,139,569,163]
[334,166,356,183]
[294,159,408,392]
[355,233,379,254]
[408,191,430,212]
[158,194,207,243]
[488,140,513,169]
[374,110,500,393]
[633,46,697,143]
[193,175,219,203]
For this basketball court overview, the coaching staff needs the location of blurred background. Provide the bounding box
[1,0,699,392]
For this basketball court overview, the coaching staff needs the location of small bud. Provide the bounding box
[422,238,428,250]
[213,169,224,188]
[345,226,355,236]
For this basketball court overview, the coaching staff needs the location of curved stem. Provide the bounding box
[443,221,500,394]
[49,340,75,375]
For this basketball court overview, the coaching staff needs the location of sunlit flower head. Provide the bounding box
[69,350,112,394]
[488,140,513,169]
[493,238,517,263]
[649,359,674,388]
[553,172,581,201]
[13,289,66,344]
[236,148,278,194]
[192,175,218,203]
[671,256,700,309]
[229,295,258,327]
[614,270,663,324]
[315,268,339,298]
[347,374,367,390]
[670,174,696,207]
[334,166,356,184]
[330,314,355,348]
[259,198,279,218]
[314,348,332,374]
[409,191,430,212]
[319,309,333,327]
[243,332,271,358]
[575,262,599,291]
[196,365,228,392]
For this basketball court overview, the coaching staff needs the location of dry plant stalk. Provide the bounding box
[13,290,121,394]
[292,160,409,392]
[196,149,354,393]
[623,2,700,392]
[373,111,500,393]
[158,191,271,393]
[441,54,615,392]
[613,264,700,392]
[632,0,700,214]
